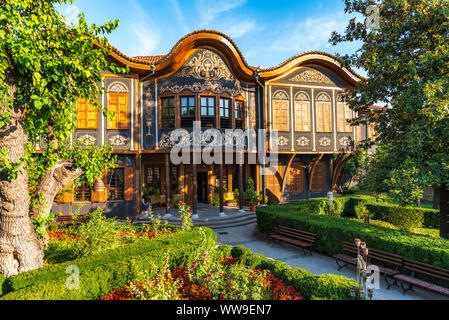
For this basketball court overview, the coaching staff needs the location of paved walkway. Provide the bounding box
[215,223,448,300]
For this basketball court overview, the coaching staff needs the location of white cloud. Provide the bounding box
[168,0,189,33]
[126,0,161,55]
[220,19,256,38]
[271,13,349,53]
[196,0,247,27]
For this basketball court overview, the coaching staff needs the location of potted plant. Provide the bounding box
[243,178,259,211]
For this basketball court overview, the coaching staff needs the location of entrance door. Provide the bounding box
[197,172,208,203]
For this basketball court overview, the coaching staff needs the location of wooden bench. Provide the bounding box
[366,247,402,289]
[269,226,317,257]
[333,241,358,271]
[56,214,86,224]
[393,258,449,296]
[333,242,402,289]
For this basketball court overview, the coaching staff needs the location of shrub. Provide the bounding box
[324,200,342,217]
[230,246,358,300]
[256,205,449,286]
[1,227,216,297]
[354,203,369,221]
[366,203,424,231]
[72,208,120,258]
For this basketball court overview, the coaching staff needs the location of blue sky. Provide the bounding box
[58,0,364,74]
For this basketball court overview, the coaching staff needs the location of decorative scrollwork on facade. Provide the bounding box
[159,81,242,97]
[108,82,128,93]
[273,90,289,100]
[295,92,310,101]
[316,93,331,102]
[77,134,97,145]
[318,137,332,147]
[273,136,289,147]
[176,49,235,81]
[109,135,128,146]
[296,136,310,147]
[289,70,333,84]
[339,136,352,147]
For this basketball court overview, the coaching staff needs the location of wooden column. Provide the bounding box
[192,164,198,214]
[219,163,224,213]
[239,164,244,210]
[227,165,233,193]
[165,153,170,213]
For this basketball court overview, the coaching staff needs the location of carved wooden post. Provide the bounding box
[239,164,244,210]
[219,163,224,213]
[193,163,198,214]
[165,153,170,213]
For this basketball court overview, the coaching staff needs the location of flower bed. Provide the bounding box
[98,256,302,301]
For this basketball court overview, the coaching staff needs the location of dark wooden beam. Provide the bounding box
[239,164,244,210]
[165,153,170,213]
[192,164,198,214]
[219,163,224,213]
[281,154,296,193]
[331,153,355,191]
[308,154,324,190]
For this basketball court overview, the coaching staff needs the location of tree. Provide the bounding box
[0,0,126,276]
[330,0,449,238]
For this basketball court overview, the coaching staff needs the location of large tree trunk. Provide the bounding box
[439,184,449,239]
[0,71,44,277]
[433,186,440,210]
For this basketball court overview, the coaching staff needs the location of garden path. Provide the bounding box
[215,223,449,301]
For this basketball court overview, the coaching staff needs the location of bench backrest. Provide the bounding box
[57,215,73,222]
[273,226,317,243]
[367,247,402,268]
[341,241,359,257]
[403,258,449,282]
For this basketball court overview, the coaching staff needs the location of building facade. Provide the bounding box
[51,30,375,218]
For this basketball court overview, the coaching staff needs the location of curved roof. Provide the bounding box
[107,30,365,84]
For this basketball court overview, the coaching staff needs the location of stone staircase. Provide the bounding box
[136,211,257,229]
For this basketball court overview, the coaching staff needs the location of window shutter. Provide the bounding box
[58,183,74,203]
[124,167,134,201]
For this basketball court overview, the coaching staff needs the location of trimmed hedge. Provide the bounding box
[276,195,439,230]
[0,227,216,300]
[229,245,359,300]
[256,205,449,273]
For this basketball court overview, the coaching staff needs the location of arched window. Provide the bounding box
[294,92,311,132]
[107,82,129,130]
[316,93,332,132]
[272,90,289,131]
[337,95,352,132]
[76,98,98,129]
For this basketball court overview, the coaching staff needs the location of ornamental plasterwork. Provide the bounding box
[297,136,310,147]
[109,135,128,146]
[159,133,175,148]
[145,90,154,136]
[159,81,242,97]
[289,70,333,84]
[316,93,331,102]
[159,131,248,148]
[339,136,352,147]
[108,82,128,93]
[273,136,289,147]
[295,92,310,101]
[318,137,332,147]
[78,134,96,145]
[176,50,235,81]
[273,90,289,100]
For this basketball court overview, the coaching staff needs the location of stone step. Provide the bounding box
[135,212,257,229]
